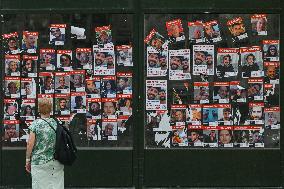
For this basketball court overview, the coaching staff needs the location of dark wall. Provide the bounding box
[0,0,283,188]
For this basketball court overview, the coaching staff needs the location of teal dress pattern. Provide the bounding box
[29,118,57,165]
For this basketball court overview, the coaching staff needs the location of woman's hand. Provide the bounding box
[25,161,31,173]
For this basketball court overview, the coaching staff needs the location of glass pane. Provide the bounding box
[144,14,280,149]
[2,13,134,148]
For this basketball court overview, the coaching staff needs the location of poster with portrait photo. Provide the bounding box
[216,48,239,79]
[169,49,191,80]
[264,83,279,106]
[203,20,222,43]
[264,62,279,84]
[71,25,86,40]
[5,77,20,98]
[171,126,188,147]
[75,48,93,70]
[20,99,36,121]
[244,102,264,125]
[22,31,38,54]
[86,77,101,98]
[232,102,250,126]
[86,98,101,119]
[70,70,85,92]
[186,104,202,126]
[39,72,54,94]
[54,94,70,116]
[117,94,132,116]
[39,49,56,71]
[38,94,54,116]
[217,104,232,126]
[54,72,70,94]
[188,21,205,43]
[233,126,250,148]
[188,126,203,147]
[227,17,248,42]
[192,45,214,76]
[95,25,112,47]
[87,118,102,141]
[5,55,20,76]
[93,45,115,75]
[170,105,186,127]
[218,126,234,148]
[203,126,218,148]
[166,19,185,43]
[3,120,20,143]
[240,46,263,78]
[117,116,129,133]
[116,45,133,67]
[230,81,246,103]
[247,78,263,101]
[146,46,168,77]
[22,55,37,77]
[2,32,21,54]
[102,119,117,140]
[146,80,167,110]
[251,14,267,36]
[213,82,230,103]
[248,126,264,148]
[264,129,280,148]
[144,29,167,51]
[117,72,132,94]
[171,81,191,105]
[101,76,116,98]
[57,50,72,71]
[49,24,66,45]
[263,40,279,61]
[264,107,280,130]
[20,120,32,142]
[202,104,219,126]
[4,99,19,120]
[193,82,209,104]
[146,110,168,132]
[71,92,86,113]
[21,78,36,99]
[102,98,117,119]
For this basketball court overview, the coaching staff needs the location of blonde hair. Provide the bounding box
[38,98,52,115]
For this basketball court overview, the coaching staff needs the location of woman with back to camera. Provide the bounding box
[25,98,64,189]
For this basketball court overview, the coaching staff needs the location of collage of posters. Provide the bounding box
[2,20,133,146]
[1,13,280,149]
[144,14,280,148]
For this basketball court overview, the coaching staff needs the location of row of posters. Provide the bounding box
[3,24,115,51]
[146,43,279,79]
[145,15,270,51]
[146,80,278,109]
[3,45,133,77]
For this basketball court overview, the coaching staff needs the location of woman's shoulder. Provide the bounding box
[32,118,57,129]
[32,118,56,125]
[32,118,42,124]
[31,118,46,126]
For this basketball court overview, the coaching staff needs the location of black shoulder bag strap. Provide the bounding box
[40,118,56,133]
